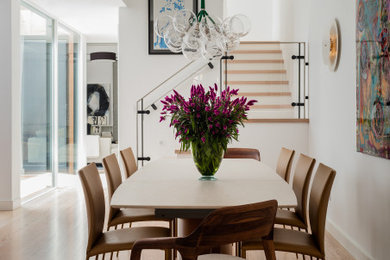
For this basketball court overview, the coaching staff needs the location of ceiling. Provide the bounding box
[28,0,126,42]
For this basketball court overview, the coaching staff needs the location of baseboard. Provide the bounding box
[0,199,21,210]
[327,219,373,260]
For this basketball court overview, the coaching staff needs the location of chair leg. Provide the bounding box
[242,248,247,259]
[236,242,242,257]
[262,240,276,260]
[170,219,177,260]
[113,225,120,258]
[165,249,171,260]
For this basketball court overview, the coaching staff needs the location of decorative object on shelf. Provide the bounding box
[160,84,257,180]
[356,0,390,160]
[149,0,198,54]
[322,19,340,71]
[151,0,250,60]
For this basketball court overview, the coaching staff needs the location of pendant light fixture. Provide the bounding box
[154,0,251,60]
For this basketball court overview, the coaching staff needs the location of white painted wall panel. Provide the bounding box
[0,0,21,210]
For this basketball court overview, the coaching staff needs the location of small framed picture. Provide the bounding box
[148,0,198,55]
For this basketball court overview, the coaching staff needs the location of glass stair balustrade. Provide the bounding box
[136,59,216,165]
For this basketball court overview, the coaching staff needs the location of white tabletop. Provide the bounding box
[111,158,297,210]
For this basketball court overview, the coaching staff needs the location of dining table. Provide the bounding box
[111,156,297,233]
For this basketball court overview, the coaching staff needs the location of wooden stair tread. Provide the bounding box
[252,104,292,109]
[174,149,191,155]
[226,80,289,85]
[236,92,291,97]
[240,41,281,44]
[231,50,282,54]
[225,70,287,74]
[228,59,284,64]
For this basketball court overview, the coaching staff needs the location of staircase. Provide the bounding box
[225,41,303,121]
[137,41,308,163]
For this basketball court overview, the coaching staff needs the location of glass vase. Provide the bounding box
[191,141,224,181]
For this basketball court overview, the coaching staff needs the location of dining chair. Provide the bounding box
[276,147,295,183]
[102,153,172,230]
[130,200,278,260]
[120,147,138,178]
[78,163,171,260]
[275,154,316,231]
[224,148,261,161]
[241,163,336,260]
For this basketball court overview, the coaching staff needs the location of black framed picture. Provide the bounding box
[148,0,198,55]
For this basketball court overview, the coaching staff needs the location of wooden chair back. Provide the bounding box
[78,163,105,252]
[309,163,336,255]
[276,147,295,183]
[120,147,138,178]
[292,154,316,226]
[131,200,278,260]
[224,148,261,161]
[102,154,122,222]
[186,200,277,248]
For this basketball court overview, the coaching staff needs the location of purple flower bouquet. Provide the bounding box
[160,84,256,180]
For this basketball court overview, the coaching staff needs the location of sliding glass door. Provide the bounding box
[20,4,54,196]
[58,25,79,174]
[20,3,81,197]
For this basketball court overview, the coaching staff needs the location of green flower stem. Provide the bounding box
[192,141,224,178]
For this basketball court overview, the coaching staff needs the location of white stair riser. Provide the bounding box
[231,53,283,60]
[228,85,291,93]
[247,110,296,119]
[224,73,288,81]
[238,95,292,105]
[238,43,281,50]
[227,63,285,70]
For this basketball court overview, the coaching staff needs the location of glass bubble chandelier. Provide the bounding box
[154,0,251,60]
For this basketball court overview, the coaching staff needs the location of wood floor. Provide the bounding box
[0,185,355,260]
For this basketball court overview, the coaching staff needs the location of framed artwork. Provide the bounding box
[148,0,198,54]
[356,0,390,159]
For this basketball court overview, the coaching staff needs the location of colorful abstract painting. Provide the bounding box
[356,0,390,159]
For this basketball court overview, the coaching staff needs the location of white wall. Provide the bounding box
[226,0,274,41]
[238,123,308,168]
[225,0,311,42]
[77,37,87,170]
[0,0,21,210]
[272,0,310,42]
[308,1,390,259]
